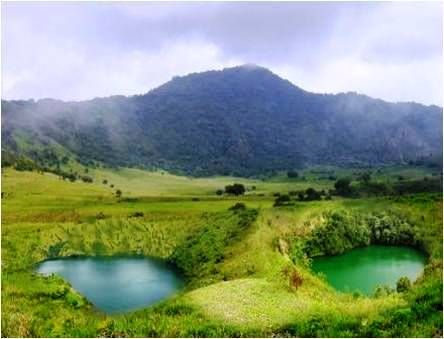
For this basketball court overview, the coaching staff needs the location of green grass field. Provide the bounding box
[1,166,442,337]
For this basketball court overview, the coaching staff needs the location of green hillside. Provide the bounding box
[2,167,442,337]
[2,65,442,177]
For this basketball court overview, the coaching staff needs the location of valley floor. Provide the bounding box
[1,167,442,337]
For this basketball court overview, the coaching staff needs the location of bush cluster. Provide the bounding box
[333,176,442,198]
[224,183,246,196]
[304,210,418,257]
[274,188,330,206]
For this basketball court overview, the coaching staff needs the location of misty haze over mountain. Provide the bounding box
[2,65,442,176]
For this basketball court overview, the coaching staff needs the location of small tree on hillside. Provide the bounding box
[115,189,122,199]
[305,187,321,201]
[274,194,291,207]
[334,178,352,196]
[224,183,246,196]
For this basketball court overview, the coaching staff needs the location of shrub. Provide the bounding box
[129,211,144,218]
[80,175,93,183]
[334,178,353,196]
[289,270,303,290]
[47,241,67,258]
[224,183,246,196]
[305,187,322,201]
[359,181,391,196]
[14,161,33,171]
[304,210,370,256]
[394,178,442,195]
[274,194,291,207]
[304,211,419,257]
[374,285,395,297]
[282,265,303,290]
[397,276,412,293]
[228,202,246,211]
[96,212,106,220]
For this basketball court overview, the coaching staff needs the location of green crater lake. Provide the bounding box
[37,257,184,314]
[311,245,426,295]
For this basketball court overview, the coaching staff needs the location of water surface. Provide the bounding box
[37,256,184,314]
[311,245,426,295]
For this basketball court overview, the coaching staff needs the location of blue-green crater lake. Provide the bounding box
[37,257,184,314]
[311,245,426,295]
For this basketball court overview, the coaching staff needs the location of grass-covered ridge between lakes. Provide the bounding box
[1,166,442,337]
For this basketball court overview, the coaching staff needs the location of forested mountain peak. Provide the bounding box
[2,65,442,176]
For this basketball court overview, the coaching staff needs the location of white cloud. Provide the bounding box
[2,35,242,100]
[273,55,442,105]
[2,2,442,105]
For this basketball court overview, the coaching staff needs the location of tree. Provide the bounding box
[115,189,122,199]
[274,194,291,207]
[334,178,352,196]
[305,187,321,201]
[80,175,93,183]
[224,183,246,196]
[14,157,37,172]
[215,189,223,196]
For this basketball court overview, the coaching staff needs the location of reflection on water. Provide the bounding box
[37,256,184,314]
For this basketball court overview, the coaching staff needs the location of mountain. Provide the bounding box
[2,65,442,176]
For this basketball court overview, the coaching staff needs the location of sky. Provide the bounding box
[2,1,443,105]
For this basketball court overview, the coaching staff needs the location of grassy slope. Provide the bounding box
[1,167,442,337]
[79,166,337,197]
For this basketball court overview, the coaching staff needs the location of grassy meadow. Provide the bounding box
[1,165,442,337]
